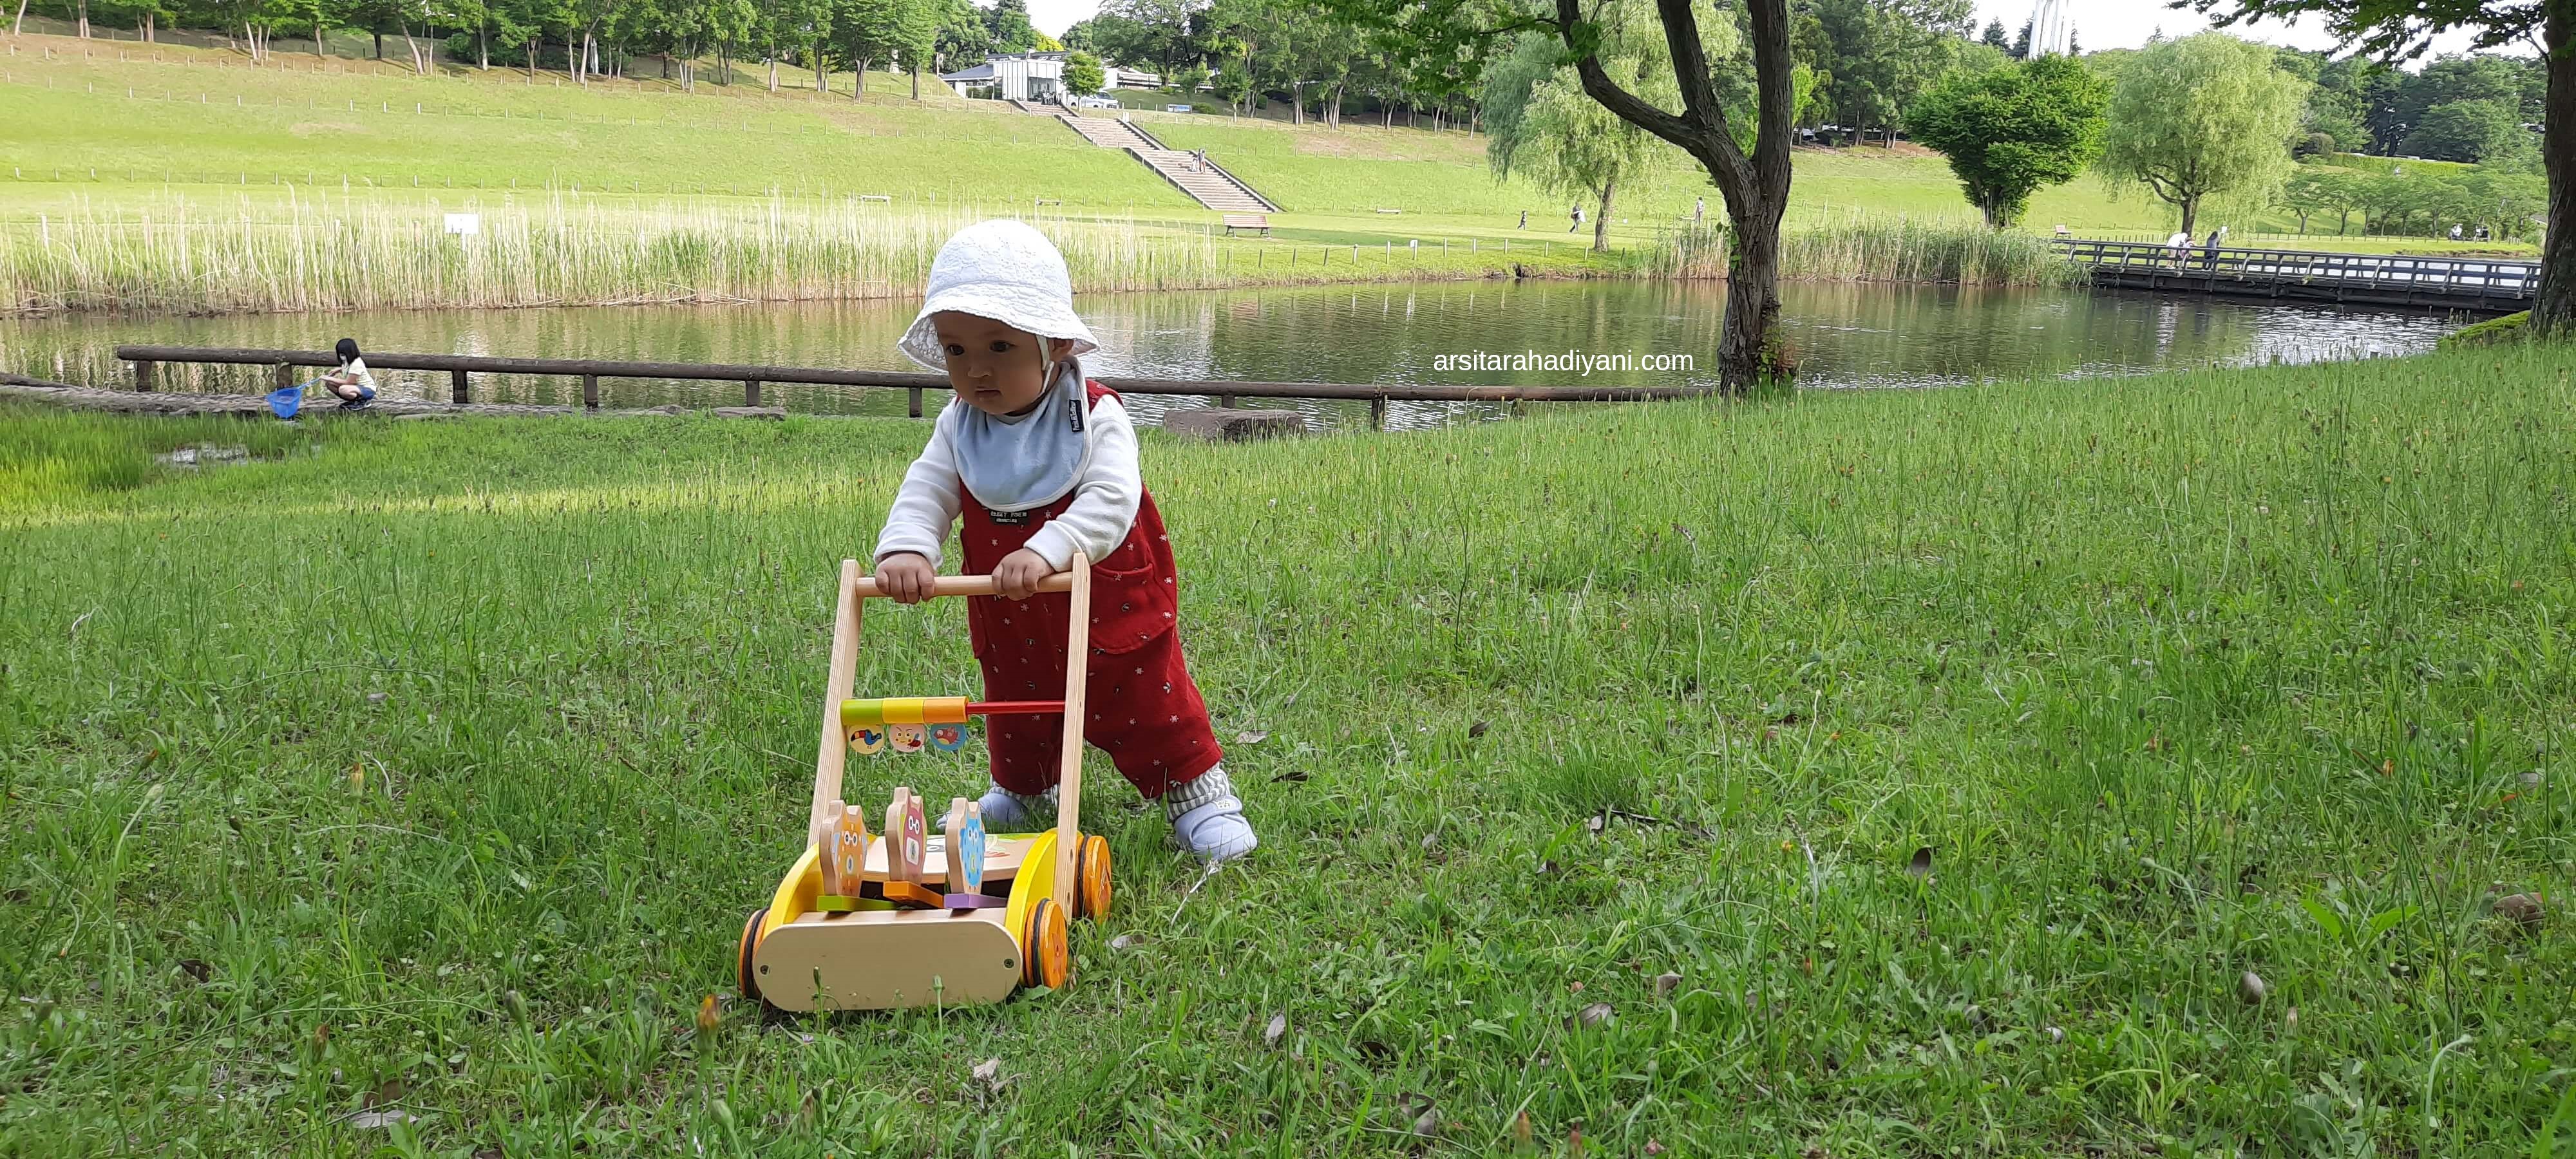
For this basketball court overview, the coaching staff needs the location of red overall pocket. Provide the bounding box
[1086,523,1175,656]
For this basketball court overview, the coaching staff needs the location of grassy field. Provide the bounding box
[3,30,2527,262]
[5,341,2573,1153]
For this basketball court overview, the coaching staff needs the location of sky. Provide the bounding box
[1023,0,2499,58]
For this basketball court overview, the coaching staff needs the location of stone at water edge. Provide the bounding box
[1162,408,1307,442]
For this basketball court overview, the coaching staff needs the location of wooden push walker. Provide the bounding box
[736,554,1113,1012]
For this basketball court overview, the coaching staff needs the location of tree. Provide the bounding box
[1977,16,2005,51]
[836,0,918,100]
[2184,0,2575,335]
[1077,0,1197,73]
[981,0,1032,52]
[2402,98,2524,162]
[2099,33,2309,236]
[2277,164,2340,232]
[1810,0,1974,147]
[1908,54,2109,228]
[1482,15,1694,252]
[929,0,987,71]
[1331,0,1803,390]
[1063,48,1104,95]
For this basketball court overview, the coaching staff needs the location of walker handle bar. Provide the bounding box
[853,572,1077,600]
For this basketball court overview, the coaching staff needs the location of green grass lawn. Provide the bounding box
[4,342,2572,1154]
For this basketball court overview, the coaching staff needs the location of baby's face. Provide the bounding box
[933,312,1069,417]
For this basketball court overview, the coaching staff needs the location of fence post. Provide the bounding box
[745,379,761,406]
[134,360,156,393]
[583,373,600,411]
[450,368,470,404]
[1369,395,1387,431]
[1219,393,1238,408]
[908,386,925,418]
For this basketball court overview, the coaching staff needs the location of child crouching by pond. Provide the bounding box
[871,220,1257,864]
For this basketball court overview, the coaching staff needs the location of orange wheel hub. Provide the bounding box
[1076,834,1113,921]
[1022,898,1070,990]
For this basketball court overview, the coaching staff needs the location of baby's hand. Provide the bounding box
[991,549,1056,601]
[875,552,937,604]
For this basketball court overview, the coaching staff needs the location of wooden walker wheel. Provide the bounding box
[1022,898,1070,989]
[736,909,767,1006]
[1075,834,1112,921]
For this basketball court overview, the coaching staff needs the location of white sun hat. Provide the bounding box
[897,219,1101,372]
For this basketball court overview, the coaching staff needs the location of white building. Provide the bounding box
[940,52,1066,101]
[940,52,1158,101]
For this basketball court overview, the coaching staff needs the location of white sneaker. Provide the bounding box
[1164,766,1258,863]
[976,782,1057,832]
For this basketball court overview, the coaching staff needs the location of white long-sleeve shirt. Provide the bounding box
[873,392,1142,571]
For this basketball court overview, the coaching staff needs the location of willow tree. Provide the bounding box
[1482,12,1702,252]
[1336,0,1799,390]
[2099,33,2308,237]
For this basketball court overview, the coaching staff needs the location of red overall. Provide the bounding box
[960,382,1222,800]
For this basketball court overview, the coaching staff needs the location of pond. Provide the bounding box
[1,279,2463,430]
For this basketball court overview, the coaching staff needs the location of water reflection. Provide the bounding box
[0,280,2461,430]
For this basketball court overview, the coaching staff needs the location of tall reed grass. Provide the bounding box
[1784,215,2083,286]
[3,198,2078,320]
[1638,214,2083,287]
[0,196,1240,316]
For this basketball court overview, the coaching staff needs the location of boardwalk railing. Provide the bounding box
[2051,239,2537,311]
[111,345,1709,420]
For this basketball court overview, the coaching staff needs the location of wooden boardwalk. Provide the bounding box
[2054,239,2535,314]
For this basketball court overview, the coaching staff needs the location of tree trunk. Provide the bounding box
[662,51,670,78]
[2535,4,2576,336]
[2178,194,2198,238]
[316,20,325,57]
[1593,177,1615,252]
[12,0,28,39]
[1559,0,1792,390]
[815,41,826,93]
[143,10,151,42]
[911,61,919,99]
[374,30,383,59]
[769,54,779,91]
[853,54,869,99]
[75,0,86,38]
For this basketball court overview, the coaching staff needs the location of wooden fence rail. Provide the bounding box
[112,345,1710,420]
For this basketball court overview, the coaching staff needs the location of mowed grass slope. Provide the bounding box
[6,33,2237,235]
[0,36,1198,211]
[5,346,2573,1154]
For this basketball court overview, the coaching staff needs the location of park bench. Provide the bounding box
[1223,213,1272,237]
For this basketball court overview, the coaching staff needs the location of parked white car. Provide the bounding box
[1070,95,1121,109]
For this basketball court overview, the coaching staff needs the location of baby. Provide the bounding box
[873,220,1256,863]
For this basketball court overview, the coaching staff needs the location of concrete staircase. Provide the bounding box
[1046,112,1279,213]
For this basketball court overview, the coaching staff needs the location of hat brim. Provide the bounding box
[898,283,1101,372]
